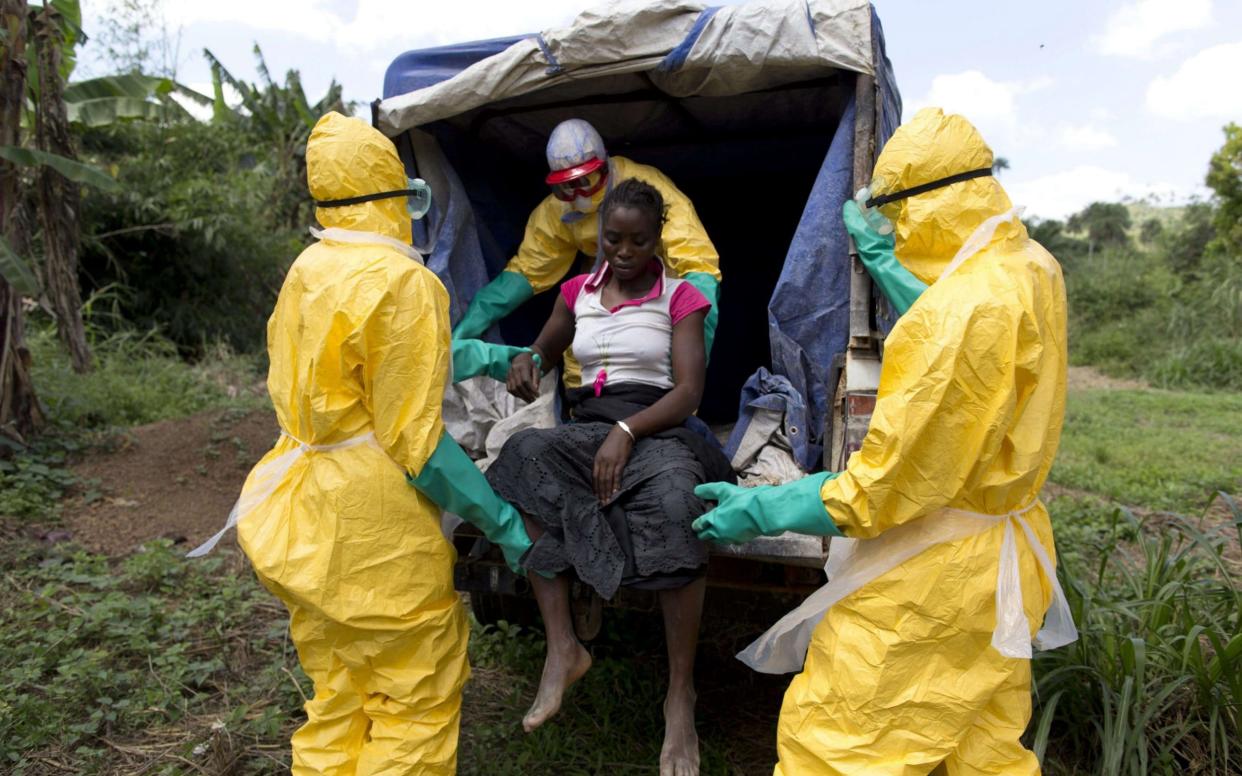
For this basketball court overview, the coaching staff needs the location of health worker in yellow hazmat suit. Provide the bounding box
[451,118,722,381]
[692,108,1076,775]
[188,111,533,775]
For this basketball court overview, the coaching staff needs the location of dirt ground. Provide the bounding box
[66,406,280,556]
[1066,365,1147,391]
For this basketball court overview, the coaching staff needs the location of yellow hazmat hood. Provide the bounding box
[871,107,1019,285]
[307,111,412,243]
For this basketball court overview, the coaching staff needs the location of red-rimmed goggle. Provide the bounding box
[548,163,609,202]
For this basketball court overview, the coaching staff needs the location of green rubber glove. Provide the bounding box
[842,200,927,316]
[683,271,720,360]
[452,271,536,340]
[451,338,530,383]
[692,471,843,544]
[408,432,532,574]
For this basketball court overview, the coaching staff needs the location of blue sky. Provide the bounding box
[78,0,1242,220]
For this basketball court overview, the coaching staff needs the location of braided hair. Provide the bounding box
[599,177,668,235]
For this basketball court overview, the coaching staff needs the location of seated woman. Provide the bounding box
[486,178,732,776]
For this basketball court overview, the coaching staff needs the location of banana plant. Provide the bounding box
[204,44,346,229]
[62,72,211,127]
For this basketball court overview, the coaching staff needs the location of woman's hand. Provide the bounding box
[506,351,541,403]
[593,425,634,502]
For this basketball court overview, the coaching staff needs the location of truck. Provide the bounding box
[373,0,902,637]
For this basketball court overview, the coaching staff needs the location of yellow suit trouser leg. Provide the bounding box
[289,612,370,776]
[773,523,1054,776]
[287,600,470,776]
[943,661,1039,776]
[353,600,470,776]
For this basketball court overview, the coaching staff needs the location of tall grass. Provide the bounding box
[27,304,263,431]
[1035,497,1242,774]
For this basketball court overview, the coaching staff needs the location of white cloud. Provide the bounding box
[1056,123,1118,150]
[1093,0,1212,58]
[907,70,1053,154]
[161,0,339,42]
[1007,165,1199,220]
[1147,41,1242,120]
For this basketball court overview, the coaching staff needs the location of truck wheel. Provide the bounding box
[469,592,539,629]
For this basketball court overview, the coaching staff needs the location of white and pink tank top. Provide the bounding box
[560,259,711,393]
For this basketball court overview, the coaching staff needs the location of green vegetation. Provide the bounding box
[29,318,262,431]
[1051,388,1242,512]
[0,5,1236,772]
[1032,123,1242,392]
[78,118,306,354]
[1035,503,1242,775]
[0,540,306,774]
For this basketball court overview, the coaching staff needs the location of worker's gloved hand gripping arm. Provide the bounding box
[451,338,531,383]
[409,434,532,574]
[372,268,532,574]
[693,472,844,544]
[842,199,927,316]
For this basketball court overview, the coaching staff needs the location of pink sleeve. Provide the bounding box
[559,274,589,308]
[669,281,711,325]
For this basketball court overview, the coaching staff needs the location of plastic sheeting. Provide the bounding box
[378,0,874,135]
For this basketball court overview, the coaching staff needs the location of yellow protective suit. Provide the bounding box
[236,112,468,775]
[506,155,720,292]
[775,108,1068,775]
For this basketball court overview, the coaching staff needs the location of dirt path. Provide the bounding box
[1067,365,1147,391]
[67,406,279,556]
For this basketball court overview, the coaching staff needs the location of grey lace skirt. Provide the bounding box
[486,422,710,600]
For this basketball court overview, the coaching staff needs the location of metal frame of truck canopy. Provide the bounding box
[376,0,901,620]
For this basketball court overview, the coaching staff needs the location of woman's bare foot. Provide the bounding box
[659,686,700,776]
[522,639,592,732]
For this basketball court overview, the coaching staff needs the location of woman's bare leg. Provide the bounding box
[521,516,591,733]
[658,576,706,776]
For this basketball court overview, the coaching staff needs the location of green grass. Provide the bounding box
[1034,502,1242,775]
[28,323,264,432]
[1050,388,1242,513]
[0,540,307,774]
[0,536,776,775]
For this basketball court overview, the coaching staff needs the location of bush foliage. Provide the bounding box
[77,120,305,354]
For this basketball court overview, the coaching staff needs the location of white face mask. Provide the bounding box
[571,195,597,214]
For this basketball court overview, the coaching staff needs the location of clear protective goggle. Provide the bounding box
[854,176,895,235]
[854,167,994,236]
[551,169,608,202]
[314,177,432,221]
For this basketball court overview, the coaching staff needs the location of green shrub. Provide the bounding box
[28,316,262,431]
[78,120,305,354]
[1150,338,1242,390]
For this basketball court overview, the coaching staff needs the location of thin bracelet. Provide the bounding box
[616,420,636,441]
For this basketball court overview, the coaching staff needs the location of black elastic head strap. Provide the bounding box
[865,167,993,209]
[315,189,421,208]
